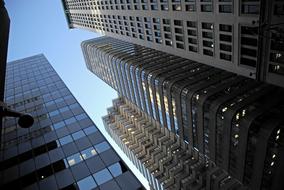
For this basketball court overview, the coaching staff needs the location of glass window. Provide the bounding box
[72,130,85,140]
[219,5,232,13]
[49,110,60,117]
[65,117,76,125]
[93,169,113,185]
[59,106,69,113]
[220,34,232,42]
[81,146,97,160]
[53,121,65,130]
[108,161,128,177]
[220,24,232,32]
[77,176,97,190]
[75,113,88,121]
[67,152,83,166]
[202,22,213,30]
[201,5,212,12]
[59,135,73,145]
[83,126,98,135]
[95,141,110,153]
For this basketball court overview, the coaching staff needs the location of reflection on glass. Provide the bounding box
[59,135,73,145]
[72,130,85,140]
[95,141,110,153]
[81,146,97,160]
[67,152,83,166]
[83,126,98,135]
[77,176,97,190]
[93,168,113,185]
[108,161,128,177]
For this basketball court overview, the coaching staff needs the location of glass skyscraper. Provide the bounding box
[0,54,144,190]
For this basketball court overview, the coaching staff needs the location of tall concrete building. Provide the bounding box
[82,36,284,190]
[103,97,245,190]
[61,0,284,87]
[0,54,144,190]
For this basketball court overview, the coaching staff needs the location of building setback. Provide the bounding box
[82,36,284,190]
[0,54,144,190]
[61,0,284,87]
[103,97,246,190]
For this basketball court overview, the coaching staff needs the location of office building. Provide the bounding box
[103,97,246,190]
[0,0,10,143]
[82,36,284,189]
[0,54,144,190]
[62,0,284,87]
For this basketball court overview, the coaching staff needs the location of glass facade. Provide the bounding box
[0,54,143,190]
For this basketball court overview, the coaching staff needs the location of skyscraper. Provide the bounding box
[61,0,284,87]
[0,0,10,144]
[103,97,245,190]
[0,54,144,190]
[82,36,284,190]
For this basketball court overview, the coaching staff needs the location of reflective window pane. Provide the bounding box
[95,141,110,153]
[108,161,128,177]
[65,117,76,125]
[93,169,113,185]
[67,152,83,166]
[53,121,65,129]
[80,146,97,160]
[75,113,88,121]
[77,176,97,190]
[59,135,73,145]
[72,130,85,140]
[83,126,98,135]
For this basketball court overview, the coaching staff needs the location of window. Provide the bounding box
[241,26,258,35]
[59,135,73,145]
[81,147,97,159]
[186,4,195,11]
[201,5,212,12]
[202,22,213,30]
[53,121,65,130]
[203,40,214,48]
[219,5,232,13]
[220,53,232,61]
[189,46,198,52]
[241,37,257,46]
[108,161,128,177]
[75,113,88,120]
[49,110,60,117]
[95,141,110,153]
[187,21,196,28]
[83,126,98,135]
[93,169,113,185]
[202,31,213,39]
[220,44,232,52]
[72,130,85,140]
[77,176,97,190]
[220,24,232,32]
[67,152,83,166]
[203,49,213,56]
[240,57,256,67]
[220,34,232,42]
[241,47,257,57]
[241,4,259,14]
[65,117,76,125]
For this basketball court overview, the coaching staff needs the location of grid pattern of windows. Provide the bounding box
[0,54,143,190]
[82,37,284,189]
[62,0,264,80]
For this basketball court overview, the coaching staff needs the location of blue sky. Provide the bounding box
[5,0,149,188]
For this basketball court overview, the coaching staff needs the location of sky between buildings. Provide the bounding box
[5,0,149,189]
